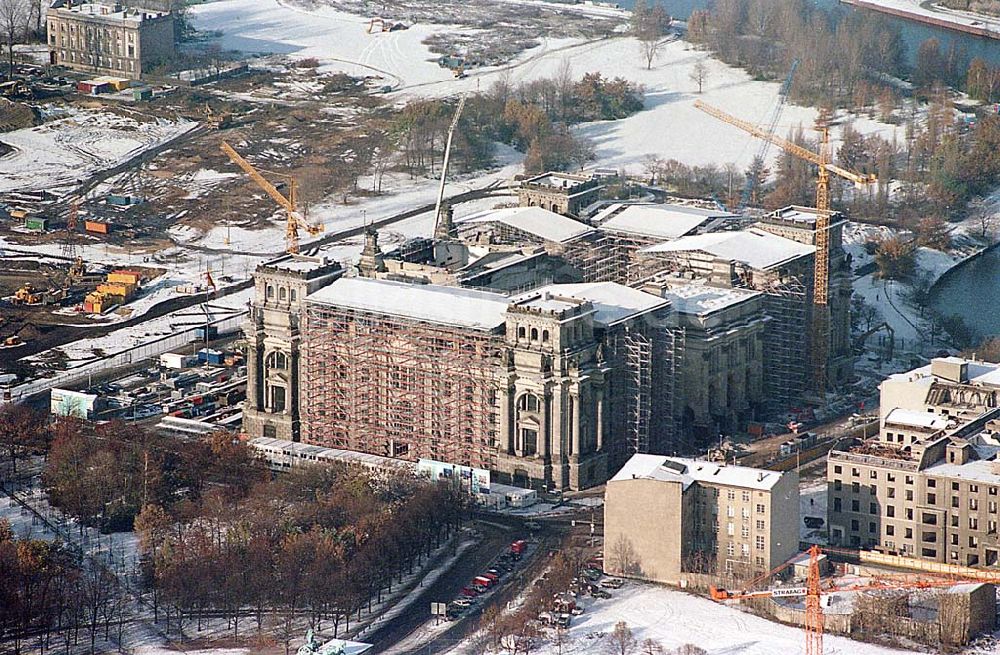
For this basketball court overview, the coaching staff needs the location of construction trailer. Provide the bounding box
[84,220,109,235]
[24,216,48,231]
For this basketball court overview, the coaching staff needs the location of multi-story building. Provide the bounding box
[243,254,344,441]
[604,454,799,583]
[46,0,175,79]
[828,357,1000,567]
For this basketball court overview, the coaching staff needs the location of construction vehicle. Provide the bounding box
[12,284,43,305]
[220,141,323,254]
[3,336,23,347]
[693,99,877,398]
[432,94,467,239]
[710,544,1000,655]
[367,17,386,33]
[204,103,232,129]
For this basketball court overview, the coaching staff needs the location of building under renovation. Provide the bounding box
[242,181,854,489]
[828,357,1000,566]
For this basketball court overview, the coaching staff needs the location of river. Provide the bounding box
[615,0,1000,67]
[929,246,1000,339]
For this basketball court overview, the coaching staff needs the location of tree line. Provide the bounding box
[135,464,466,647]
[387,69,644,178]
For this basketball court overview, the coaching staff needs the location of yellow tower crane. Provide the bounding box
[693,99,876,396]
[219,141,324,254]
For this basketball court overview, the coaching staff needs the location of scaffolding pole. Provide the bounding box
[302,304,504,470]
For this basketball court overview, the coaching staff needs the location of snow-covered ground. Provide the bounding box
[445,579,919,655]
[0,106,196,196]
[191,0,905,175]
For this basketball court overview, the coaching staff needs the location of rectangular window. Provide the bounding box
[870,503,877,514]
[870,470,878,479]
[906,476,914,485]
[887,505,895,517]
[905,528,913,539]
[834,498,842,512]
[741,525,749,538]
[834,480,842,491]
[927,493,936,505]
[834,465,842,474]
[852,468,860,477]
[970,517,979,530]
[851,520,860,531]
[852,500,860,512]
[756,504,765,514]
[756,520,765,530]
[923,513,937,525]
[886,525,895,536]
[970,498,979,511]
[888,487,896,498]
[887,473,896,482]
[755,535,765,551]
[928,479,936,488]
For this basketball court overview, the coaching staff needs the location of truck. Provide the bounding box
[510,540,527,557]
[473,575,494,589]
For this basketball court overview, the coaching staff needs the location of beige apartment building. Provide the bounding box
[828,357,1000,567]
[47,1,175,79]
[605,454,799,583]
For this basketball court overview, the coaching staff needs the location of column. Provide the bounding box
[539,390,549,460]
[499,385,513,455]
[572,391,582,457]
[595,390,604,452]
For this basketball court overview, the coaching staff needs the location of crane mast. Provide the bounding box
[220,141,322,254]
[433,94,467,239]
[692,99,876,396]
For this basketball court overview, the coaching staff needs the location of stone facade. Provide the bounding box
[243,254,343,442]
[46,1,174,79]
[516,172,601,217]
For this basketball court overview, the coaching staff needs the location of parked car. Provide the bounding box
[460,587,479,597]
[591,588,611,599]
[601,578,625,589]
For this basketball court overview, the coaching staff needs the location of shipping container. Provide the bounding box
[84,220,109,235]
[24,216,48,231]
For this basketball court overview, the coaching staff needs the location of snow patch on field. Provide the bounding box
[448,580,919,655]
[0,107,196,196]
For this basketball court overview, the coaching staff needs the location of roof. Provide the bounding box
[923,448,1000,485]
[461,206,595,243]
[641,228,815,270]
[884,408,951,431]
[522,172,591,189]
[262,253,335,274]
[596,203,735,241]
[661,280,760,316]
[530,282,670,326]
[610,454,785,491]
[306,278,509,330]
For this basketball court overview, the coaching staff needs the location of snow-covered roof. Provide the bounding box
[923,445,1000,484]
[661,280,760,316]
[461,206,595,243]
[889,358,1000,387]
[610,454,785,491]
[884,408,951,431]
[529,282,670,326]
[641,228,815,270]
[596,203,735,241]
[262,253,334,274]
[306,278,509,330]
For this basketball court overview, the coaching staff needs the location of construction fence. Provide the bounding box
[8,312,247,402]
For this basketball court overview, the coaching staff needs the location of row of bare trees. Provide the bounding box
[135,465,466,644]
[0,521,127,655]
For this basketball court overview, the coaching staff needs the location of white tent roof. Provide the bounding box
[641,228,815,270]
[461,206,594,243]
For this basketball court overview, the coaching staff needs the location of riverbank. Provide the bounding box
[840,0,1000,40]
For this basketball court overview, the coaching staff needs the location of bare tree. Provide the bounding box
[642,638,666,654]
[0,0,27,79]
[970,198,998,241]
[689,60,709,93]
[610,533,640,576]
[673,646,708,655]
[632,0,670,70]
[606,621,637,655]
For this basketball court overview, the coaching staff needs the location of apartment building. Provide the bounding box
[47,0,175,79]
[605,454,799,584]
[828,357,1000,567]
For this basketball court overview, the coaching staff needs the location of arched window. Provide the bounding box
[530,327,538,341]
[266,351,288,371]
[279,287,287,301]
[542,329,550,343]
[290,289,297,302]
[517,394,539,412]
[517,326,526,340]
[266,285,274,299]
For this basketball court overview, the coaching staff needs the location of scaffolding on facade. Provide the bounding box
[569,232,661,284]
[757,276,809,413]
[301,303,505,470]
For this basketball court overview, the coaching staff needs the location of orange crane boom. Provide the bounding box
[710,544,997,654]
[219,141,323,254]
[692,100,876,397]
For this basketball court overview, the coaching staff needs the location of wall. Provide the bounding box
[604,477,686,584]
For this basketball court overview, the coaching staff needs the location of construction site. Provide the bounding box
[4,0,1000,653]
